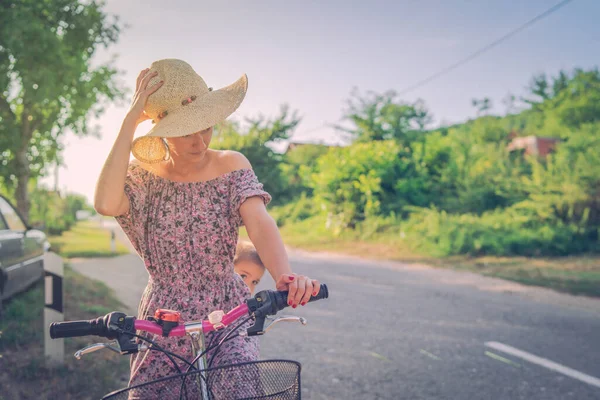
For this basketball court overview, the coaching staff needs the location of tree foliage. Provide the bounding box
[212,105,300,203]
[336,89,432,146]
[0,0,124,221]
[280,67,600,256]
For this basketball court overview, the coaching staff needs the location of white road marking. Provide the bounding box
[420,349,442,361]
[484,351,521,368]
[485,341,600,389]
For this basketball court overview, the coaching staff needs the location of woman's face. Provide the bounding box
[166,126,213,162]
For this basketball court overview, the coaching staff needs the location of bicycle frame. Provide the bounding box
[50,285,329,399]
[190,329,210,399]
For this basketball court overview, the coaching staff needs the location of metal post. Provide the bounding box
[110,229,116,253]
[44,251,64,366]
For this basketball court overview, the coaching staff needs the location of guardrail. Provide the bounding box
[44,251,64,366]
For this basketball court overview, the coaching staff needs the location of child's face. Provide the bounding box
[234,260,265,295]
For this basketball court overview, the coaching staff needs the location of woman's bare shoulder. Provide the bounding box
[211,150,252,173]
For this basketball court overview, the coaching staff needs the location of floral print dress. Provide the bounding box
[114,162,271,395]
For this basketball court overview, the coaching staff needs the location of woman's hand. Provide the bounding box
[275,274,321,308]
[127,68,164,125]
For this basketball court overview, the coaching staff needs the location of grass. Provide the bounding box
[270,214,600,298]
[49,220,129,258]
[0,265,129,400]
[0,282,44,347]
[446,255,600,297]
[1,219,132,399]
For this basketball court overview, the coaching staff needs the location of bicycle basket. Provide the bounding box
[102,359,301,400]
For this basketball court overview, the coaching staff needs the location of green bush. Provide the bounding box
[271,192,315,227]
[402,205,598,257]
[280,143,330,199]
[295,68,600,257]
[29,189,70,235]
[308,140,402,228]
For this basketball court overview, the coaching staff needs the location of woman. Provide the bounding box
[94,59,320,391]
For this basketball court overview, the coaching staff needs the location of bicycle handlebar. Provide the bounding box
[49,284,329,340]
[275,283,329,307]
[250,284,329,318]
[49,318,107,339]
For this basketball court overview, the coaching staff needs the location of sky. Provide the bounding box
[40,0,600,202]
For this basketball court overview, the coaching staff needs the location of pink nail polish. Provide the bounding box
[289,276,295,281]
[301,302,306,306]
[292,304,297,309]
[288,300,293,306]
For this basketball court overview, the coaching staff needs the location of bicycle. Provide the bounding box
[49,284,329,399]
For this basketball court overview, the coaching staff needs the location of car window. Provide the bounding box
[0,197,27,231]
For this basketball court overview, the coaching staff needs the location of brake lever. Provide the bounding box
[74,340,149,360]
[243,315,307,337]
[264,315,307,334]
[74,341,121,359]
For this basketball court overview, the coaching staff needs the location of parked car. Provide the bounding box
[0,195,49,302]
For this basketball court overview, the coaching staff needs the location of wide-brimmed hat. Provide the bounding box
[131,59,248,163]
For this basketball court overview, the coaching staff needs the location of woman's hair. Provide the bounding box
[234,240,264,268]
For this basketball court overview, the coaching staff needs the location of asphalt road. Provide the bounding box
[256,251,600,400]
[73,222,600,399]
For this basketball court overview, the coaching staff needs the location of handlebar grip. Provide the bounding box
[308,284,328,303]
[49,318,105,339]
[274,284,329,311]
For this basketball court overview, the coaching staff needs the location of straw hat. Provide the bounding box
[131,59,248,163]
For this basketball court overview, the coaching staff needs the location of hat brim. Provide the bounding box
[131,74,248,163]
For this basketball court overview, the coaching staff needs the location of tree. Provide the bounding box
[552,70,570,95]
[502,93,518,115]
[545,68,600,131]
[521,73,551,110]
[212,105,301,203]
[281,142,331,198]
[520,70,577,113]
[0,0,124,221]
[471,97,493,116]
[337,89,432,146]
[308,140,402,229]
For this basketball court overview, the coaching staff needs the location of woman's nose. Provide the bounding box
[193,133,206,148]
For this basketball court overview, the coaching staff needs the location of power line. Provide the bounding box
[398,0,576,96]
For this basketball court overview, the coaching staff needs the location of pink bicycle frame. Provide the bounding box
[133,303,250,337]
